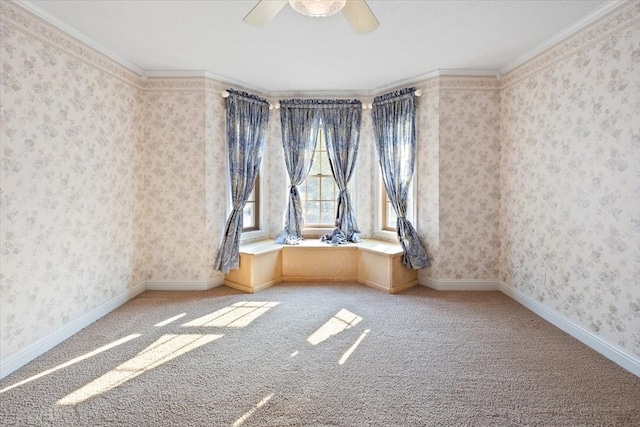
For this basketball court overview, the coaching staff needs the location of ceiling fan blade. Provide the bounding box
[342,0,379,35]
[243,0,288,27]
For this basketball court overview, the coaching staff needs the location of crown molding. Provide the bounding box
[500,0,637,88]
[12,0,144,77]
[143,70,268,94]
[265,69,501,99]
[370,69,500,96]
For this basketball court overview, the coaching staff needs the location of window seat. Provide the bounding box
[224,239,418,294]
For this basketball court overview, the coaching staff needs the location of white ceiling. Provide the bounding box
[26,0,611,93]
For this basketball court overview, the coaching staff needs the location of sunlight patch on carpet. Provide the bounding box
[154,313,186,327]
[339,329,370,365]
[0,334,141,394]
[56,334,222,405]
[232,393,274,427]
[307,309,363,346]
[181,301,280,328]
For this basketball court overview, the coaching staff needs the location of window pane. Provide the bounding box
[306,201,320,225]
[247,187,254,203]
[387,202,397,229]
[309,155,320,176]
[320,154,333,175]
[243,203,254,228]
[321,202,335,226]
[306,176,320,201]
[321,177,335,201]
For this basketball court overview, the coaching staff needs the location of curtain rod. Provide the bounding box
[220,89,422,110]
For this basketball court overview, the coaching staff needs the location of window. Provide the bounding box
[380,175,416,233]
[300,131,338,229]
[242,173,259,232]
[381,183,396,231]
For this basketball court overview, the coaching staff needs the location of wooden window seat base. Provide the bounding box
[224,239,418,294]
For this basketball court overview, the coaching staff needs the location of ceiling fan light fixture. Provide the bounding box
[289,0,347,17]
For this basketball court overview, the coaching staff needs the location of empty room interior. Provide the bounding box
[1,0,639,425]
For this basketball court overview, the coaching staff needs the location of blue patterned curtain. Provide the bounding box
[275,100,322,244]
[320,100,362,243]
[213,89,269,273]
[371,88,429,269]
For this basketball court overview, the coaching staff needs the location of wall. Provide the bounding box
[500,2,640,357]
[140,78,226,284]
[437,77,502,279]
[415,76,501,281]
[205,84,233,281]
[415,81,440,277]
[263,108,287,238]
[0,1,143,358]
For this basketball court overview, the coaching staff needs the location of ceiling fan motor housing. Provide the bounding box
[289,0,347,17]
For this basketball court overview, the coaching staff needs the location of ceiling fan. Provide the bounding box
[243,0,379,35]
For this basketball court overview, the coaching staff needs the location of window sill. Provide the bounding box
[240,230,269,243]
[373,230,397,243]
[302,227,334,239]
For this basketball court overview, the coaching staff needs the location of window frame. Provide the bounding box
[301,129,339,236]
[381,181,396,232]
[242,172,260,232]
[376,170,417,241]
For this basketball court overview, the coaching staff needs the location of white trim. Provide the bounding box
[0,281,146,380]
[499,282,640,378]
[419,277,501,291]
[499,0,626,75]
[16,0,145,76]
[145,276,224,291]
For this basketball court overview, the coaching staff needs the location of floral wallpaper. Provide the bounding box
[437,81,501,279]
[354,110,375,239]
[413,77,501,281]
[140,80,208,281]
[0,2,143,358]
[263,109,288,238]
[500,2,640,356]
[415,84,441,278]
[204,85,231,280]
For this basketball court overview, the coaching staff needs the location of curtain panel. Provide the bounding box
[213,89,269,273]
[275,99,322,244]
[371,87,430,269]
[319,99,362,244]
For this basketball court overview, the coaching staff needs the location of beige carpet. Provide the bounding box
[1,283,639,426]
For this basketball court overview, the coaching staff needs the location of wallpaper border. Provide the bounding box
[501,1,640,88]
[0,0,143,88]
[439,76,500,91]
[142,77,207,92]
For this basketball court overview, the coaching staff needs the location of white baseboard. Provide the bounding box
[420,276,500,291]
[499,283,640,378]
[145,275,224,291]
[0,281,146,380]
